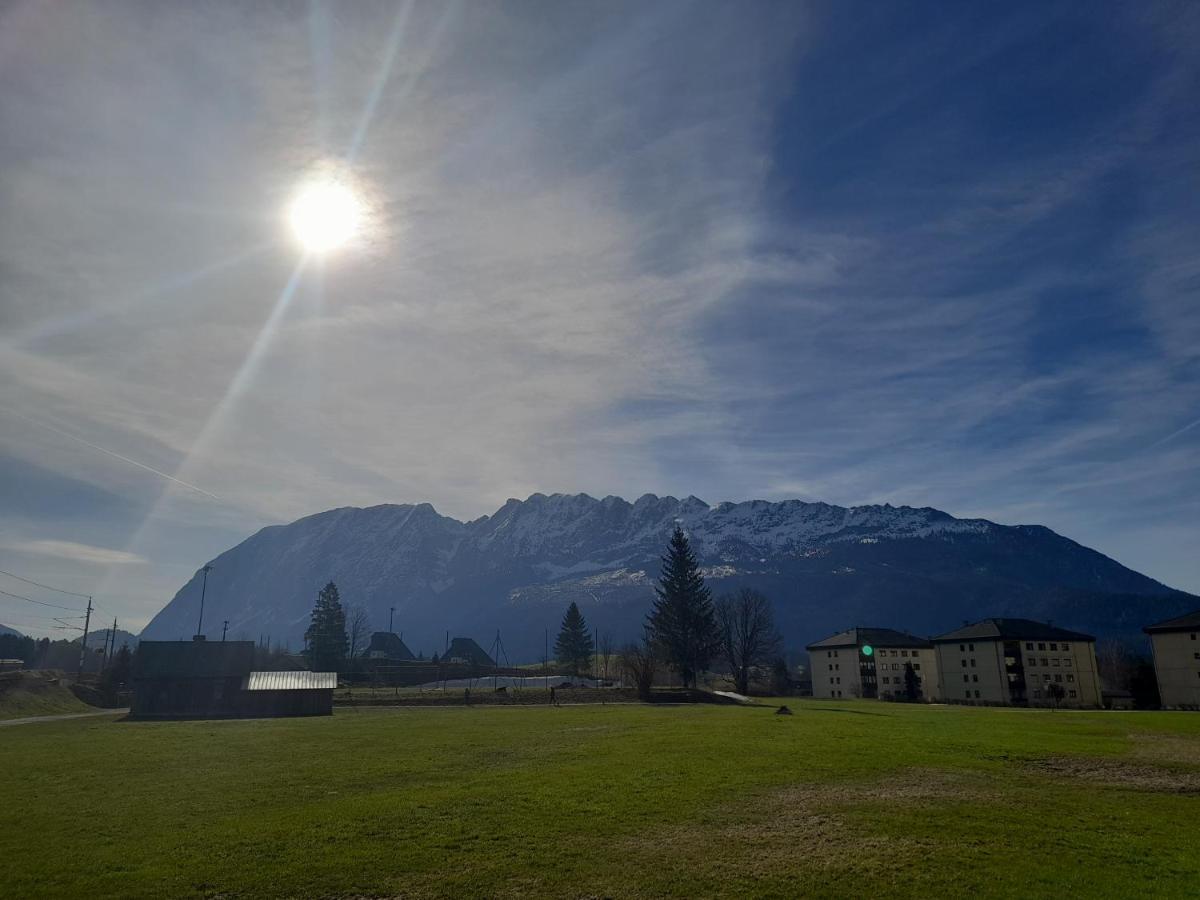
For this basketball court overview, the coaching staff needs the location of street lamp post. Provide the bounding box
[195,564,214,639]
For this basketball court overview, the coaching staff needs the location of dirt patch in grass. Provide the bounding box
[614,769,983,887]
[1024,756,1200,793]
[1128,733,1200,767]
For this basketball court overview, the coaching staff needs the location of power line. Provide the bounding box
[0,587,86,612]
[0,568,93,599]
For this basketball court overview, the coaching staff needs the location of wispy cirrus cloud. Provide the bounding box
[0,1,1197,636]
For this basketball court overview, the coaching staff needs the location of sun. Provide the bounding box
[287,179,363,254]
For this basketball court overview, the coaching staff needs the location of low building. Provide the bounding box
[932,619,1102,707]
[132,639,335,718]
[441,637,495,667]
[1144,610,1200,709]
[366,631,415,661]
[0,659,23,672]
[806,627,940,701]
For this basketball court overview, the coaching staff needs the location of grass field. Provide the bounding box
[0,670,95,720]
[4,700,1199,898]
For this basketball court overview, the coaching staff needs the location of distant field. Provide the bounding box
[3,700,1199,898]
[0,671,94,720]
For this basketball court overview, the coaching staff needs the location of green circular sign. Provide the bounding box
[861,644,874,656]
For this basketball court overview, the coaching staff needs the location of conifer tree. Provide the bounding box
[647,525,719,688]
[554,601,595,675]
[305,581,348,672]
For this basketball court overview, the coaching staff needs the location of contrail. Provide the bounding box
[1149,416,1200,450]
[2,408,221,501]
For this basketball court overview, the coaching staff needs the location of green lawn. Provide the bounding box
[3,700,1199,898]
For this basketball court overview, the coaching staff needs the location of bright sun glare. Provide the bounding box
[287,179,363,253]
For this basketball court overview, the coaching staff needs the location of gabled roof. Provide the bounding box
[932,618,1093,643]
[1144,609,1200,634]
[366,631,414,660]
[441,637,495,667]
[243,671,337,691]
[806,627,932,650]
[134,640,255,679]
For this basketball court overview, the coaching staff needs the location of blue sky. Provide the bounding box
[1,1,1197,635]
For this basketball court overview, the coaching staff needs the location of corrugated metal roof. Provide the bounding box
[243,670,337,691]
[135,640,255,679]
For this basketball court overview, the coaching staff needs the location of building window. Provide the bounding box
[1194,652,1200,661]
[828,664,833,671]
[1038,643,1046,651]
[883,676,890,684]
[901,650,909,657]
[891,650,899,657]
[836,677,841,684]
[1068,690,1076,698]
[911,650,920,658]
[963,674,969,683]
[1061,643,1070,651]
[968,643,975,651]
[1027,658,1036,667]
[913,663,921,670]
[827,651,832,658]
[972,674,978,683]
[965,691,971,699]
[1025,642,1034,650]
[970,658,976,668]
[960,643,966,652]
[1044,674,1052,683]
[1055,674,1063,683]
[1033,689,1042,699]
[1191,633,1196,641]
[829,677,834,684]
[1041,658,1049,667]
[1066,674,1074,683]
[1050,643,1058,651]
[974,690,980,698]
[962,660,968,668]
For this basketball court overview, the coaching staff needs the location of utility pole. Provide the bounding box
[389,606,395,633]
[109,617,118,661]
[221,620,229,642]
[76,596,93,678]
[195,564,214,638]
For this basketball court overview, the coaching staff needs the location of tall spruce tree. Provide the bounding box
[305,581,348,672]
[554,602,595,675]
[647,525,719,688]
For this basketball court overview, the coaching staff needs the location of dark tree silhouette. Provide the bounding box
[716,588,782,694]
[1046,682,1066,708]
[554,602,594,675]
[304,581,348,672]
[647,525,719,688]
[621,638,658,701]
[903,661,920,701]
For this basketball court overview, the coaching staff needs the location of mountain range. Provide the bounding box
[141,493,1196,661]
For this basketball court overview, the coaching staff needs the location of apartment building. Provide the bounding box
[1144,609,1200,709]
[806,627,940,700]
[932,618,1101,707]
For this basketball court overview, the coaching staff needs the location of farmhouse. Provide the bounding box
[1144,609,1200,709]
[366,631,415,661]
[932,618,1102,707]
[132,639,335,718]
[806,627,940,701]
[442,637,495,667]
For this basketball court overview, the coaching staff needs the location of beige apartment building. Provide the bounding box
[806,627,940,701]
[1144,610,1200,709]
[932,618,1102,707]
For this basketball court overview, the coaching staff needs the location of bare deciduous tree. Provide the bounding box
[598,631,615,681]
[346,604,372,659]
[716,588,783,695]
[621,638,657,701]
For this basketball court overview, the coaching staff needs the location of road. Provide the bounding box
[0,709,127,727]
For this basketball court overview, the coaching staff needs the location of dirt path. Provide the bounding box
[0,709,127,727]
